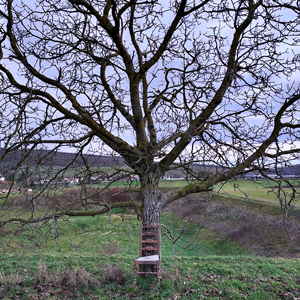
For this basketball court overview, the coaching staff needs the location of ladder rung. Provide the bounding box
[143,225,159,228]
[143,239,157,243]
[142,246,157,251]
[142,233,158,236]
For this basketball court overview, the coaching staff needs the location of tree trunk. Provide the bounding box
[140,171,164,226]
[139,171,164,275]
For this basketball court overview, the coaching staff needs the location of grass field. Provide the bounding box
[0,211,247,257]
[0,253,299,299]
[215,179,300,208]
[159,178,300,206]
[0,178,299,299]
[0,210,299,299]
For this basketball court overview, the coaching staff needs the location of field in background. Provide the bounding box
[215,179,300,204]
[12,162,300,207]
[158,178,300,207]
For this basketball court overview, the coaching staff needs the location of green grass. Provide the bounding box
[0,208,299,299]
[1,178,300,299]
[216,179,300,206]
[0,210,247,257]
[0,253,299,299]
[159,180,190,189]
[96,177,299,207]
[216,179,275,202]
[158,178,300,209]
[161,212,249,257]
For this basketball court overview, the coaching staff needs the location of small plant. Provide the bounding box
[61,267,94,287]
[35,260,48,284]
[103,264,126,285]
[102,241,120,255]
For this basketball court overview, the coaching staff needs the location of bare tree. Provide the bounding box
[0,0,299,231]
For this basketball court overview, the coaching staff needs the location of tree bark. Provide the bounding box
[140,171,164,226]
[139,171,163,274]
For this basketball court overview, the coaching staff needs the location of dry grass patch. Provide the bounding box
[34,260,95,288]
[102,264,126,285]
[0,272,25,286]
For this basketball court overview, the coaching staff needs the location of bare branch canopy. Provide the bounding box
[0,0,299,227]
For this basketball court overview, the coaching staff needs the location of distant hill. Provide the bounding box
[272,164,300,176]
[0,148,124,168]
[2,148,300,177]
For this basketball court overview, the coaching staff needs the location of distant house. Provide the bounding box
[63,177,79,186]
[0,189,8,194]
[0,180,10,194]
[0,180,10,189]
[161,173,171,180]
[19,188,33,192]
[130,175,140,181]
